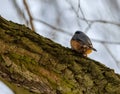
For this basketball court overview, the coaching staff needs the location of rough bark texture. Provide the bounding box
[0,16,120,94]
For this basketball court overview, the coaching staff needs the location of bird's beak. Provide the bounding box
[92,48,97,51]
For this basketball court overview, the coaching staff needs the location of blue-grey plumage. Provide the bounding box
[71,31,97,56]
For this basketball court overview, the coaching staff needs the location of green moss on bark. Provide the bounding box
[0,16,120,94]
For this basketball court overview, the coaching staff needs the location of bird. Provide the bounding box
[70,31,97,56]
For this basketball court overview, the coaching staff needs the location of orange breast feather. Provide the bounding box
[71,40,81,51]
[85,49,92,54]
[71,40,92,55]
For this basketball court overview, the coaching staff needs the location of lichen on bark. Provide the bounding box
[0,16,120,94]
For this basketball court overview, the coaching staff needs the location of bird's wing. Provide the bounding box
[76,33,97,51]
[77,33,92,46]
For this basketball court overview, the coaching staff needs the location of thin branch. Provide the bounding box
[84,23,93,32]
[78,0,91,33]
[103,43,119,67]
[65,0,83,28]
[12,0,28,25]
[66,0,92,32]
[23,0,35,31]
[78,0,89,25]
[66,0,79,17]
[33,18,72,35]
[66,0,120,29]
[92,39,120,45]
[79,18,120,27]
[79,17,120,32]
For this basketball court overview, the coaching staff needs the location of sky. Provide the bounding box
[0,81,14,94]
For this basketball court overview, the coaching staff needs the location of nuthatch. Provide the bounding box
[70,31,97,56]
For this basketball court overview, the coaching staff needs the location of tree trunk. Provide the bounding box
[0,16,120,94]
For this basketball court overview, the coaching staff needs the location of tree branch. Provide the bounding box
[34,18,71,35]
[0,16,120,94]
[92,39,120,45]
[23,0,35,31]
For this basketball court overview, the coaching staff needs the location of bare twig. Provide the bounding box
[66,0,93,32]
[79,18,120,27]
[79,17,120,32]
[84,23,93,32]
[66,0,120,31]
[92,39,120,45]
[65,0,82,28]
[23,0,35,31]
[66,0,79,17]
[78,0,91,33]
[12,0,28,25]
[103,43,119,67]
[33,18,72,35]
[78,0,89,25]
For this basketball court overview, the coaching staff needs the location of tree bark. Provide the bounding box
[0,16,120,94]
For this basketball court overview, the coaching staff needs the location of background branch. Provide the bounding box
[23,0,35,31]
[12,0,28,25]
[92,39,120,45]
[103,43,119,67]
[34,18,71,35]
